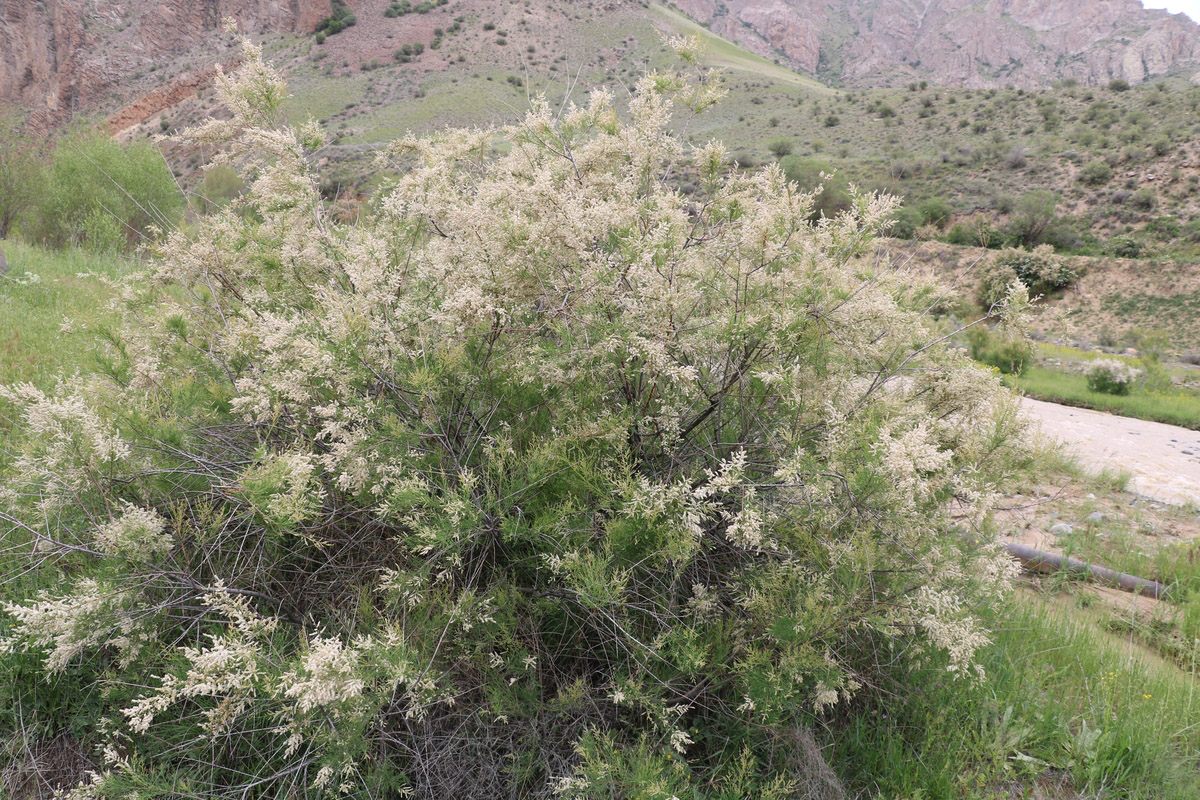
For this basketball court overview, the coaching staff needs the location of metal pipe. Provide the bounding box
[1003,541,1172,601]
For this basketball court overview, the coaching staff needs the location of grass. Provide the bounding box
[832,593,1200,798]
[0,240,141,760]
[0,240,135,441]
[1008,364,1200,430]
[0,240,133,385]
[1054,522,1200,598]
[1101,291,1200,348]
[647,3,834,93]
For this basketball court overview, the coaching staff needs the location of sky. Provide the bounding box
[1142,1,1200,21]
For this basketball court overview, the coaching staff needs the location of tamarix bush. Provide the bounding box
[1086,359,1139,395]
[0,34,1035,799]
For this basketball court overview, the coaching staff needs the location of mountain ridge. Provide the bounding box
[4,0,1200,136]
[672,0,1200,87]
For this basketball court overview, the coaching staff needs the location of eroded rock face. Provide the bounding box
[680,0,1200,87]
[0,0,330,130]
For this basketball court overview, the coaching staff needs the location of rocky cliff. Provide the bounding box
[5,0,1200,134]
[0,0,330,130]
[675,0,1200,87]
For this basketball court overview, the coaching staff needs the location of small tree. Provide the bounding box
[1007,190,1058,247]
[1078,160,1113,186]
[765,137,793,157]
[32,128,184,252]
[779,155,853,220]
[917,197,953,229]
[1087,359,1137,394]
[0,112,44,240]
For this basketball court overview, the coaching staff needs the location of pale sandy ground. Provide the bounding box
[1022,398,1200,506]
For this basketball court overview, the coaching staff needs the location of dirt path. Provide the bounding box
[1022,398,1200,506]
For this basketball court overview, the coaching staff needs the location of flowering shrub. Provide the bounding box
[1086,359,1139,395]
[0,35,1033,799]
[977,245,1081,308]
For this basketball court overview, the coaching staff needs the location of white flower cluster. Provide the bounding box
[0,382,129,509]
[0,579,136,673]
[1086,358,1140,394]
[95,503,173,559]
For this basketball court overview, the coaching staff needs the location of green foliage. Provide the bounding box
[1006,190,1059,247]
[0,112,45,240]
[0,240,132,393]
[1130,187,1157,212]
[1009,365,1200,430]
[0,43,1032,799]
[1108,78,1131,92]
[916,197,953,229]
[1085,359,1136,395]
[194,164,243,214]
[887,206,922,239]
[1107,234,1142,258]
[975,246,1080,309]
[946,215,1004,249]
[384,0,411,17]
[315,0,357,35]
[1001,246,1081,294]
[835,597,1200,800]
[1079,160,1113,186]
[765,137,793,157]
[31,128,184,253]
[967,325,1034,375]
[779,155,852,220]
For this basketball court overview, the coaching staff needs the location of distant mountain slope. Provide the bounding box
[0,0,330,130]
[672,0,1200,87]
[6,0,1199,136]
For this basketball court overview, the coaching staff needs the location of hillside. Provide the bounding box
[6,0,1199,266]
[674,0,1200,88]
[0,0,331,131]
[7,0,1200,137]
[878,238,1200,352]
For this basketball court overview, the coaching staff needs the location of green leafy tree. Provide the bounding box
[917,197,953,229]
[33,128,184,252]
[779,156,853,220]
[0,113,44,240]
[1006,190,1058,247]
[193,164,244,214]
[1078,160,1113,186]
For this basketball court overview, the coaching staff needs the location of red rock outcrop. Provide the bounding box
[106,64,233,135]
[0,0,330,131]
[679,0,1200,87]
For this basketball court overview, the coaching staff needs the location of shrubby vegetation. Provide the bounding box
[977,245,1081,307]
[1078,159,1113,186]
[315,0,357,37]
[0,37,1036,799]
[0,113,44,240]
[0,121,184,253]
[1086,359,1138,395]
[967,325,1035,376]
[31,129,184,253]
[778,155,852,220]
